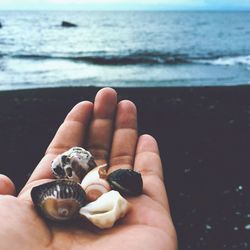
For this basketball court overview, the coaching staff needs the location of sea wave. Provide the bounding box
[11,51,189,65]
[197,55,250,66]
[8,51,250,67]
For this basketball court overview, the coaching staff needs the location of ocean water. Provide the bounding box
[0,11,250,90]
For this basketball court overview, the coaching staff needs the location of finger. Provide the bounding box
[134,134,170,210]
[0,174,16,196]
[18,179,52,200]
[86,88,117,165]
[47,101,93,155]
[26,101,93,184]
[108,100,138,173]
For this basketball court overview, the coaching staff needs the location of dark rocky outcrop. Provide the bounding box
[61,21,77,28]
[0,22,2,28]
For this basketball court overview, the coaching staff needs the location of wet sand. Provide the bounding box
[0,86,249,250]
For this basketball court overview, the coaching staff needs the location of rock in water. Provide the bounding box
[0,22,2,28]
[61,21,77,27]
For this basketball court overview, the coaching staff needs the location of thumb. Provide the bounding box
[0,174,16,195]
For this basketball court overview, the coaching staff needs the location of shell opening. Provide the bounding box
[79,190,130,229]
[81,164,111,201]
[58,207,70,217]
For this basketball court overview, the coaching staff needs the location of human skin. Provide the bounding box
[0,88,177,250]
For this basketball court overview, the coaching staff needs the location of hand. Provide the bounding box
[0,88,177,250]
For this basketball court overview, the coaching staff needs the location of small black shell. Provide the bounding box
[31,180,86,221]
[107,169,143,196]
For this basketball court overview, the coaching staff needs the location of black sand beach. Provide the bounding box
[0,86,249,249]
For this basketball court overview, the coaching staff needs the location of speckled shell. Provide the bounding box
[107,169,143,196]
[51,147,97,183]
[31,180,86,221]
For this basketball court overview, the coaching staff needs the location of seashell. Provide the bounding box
[81,164,111,202]
[79,190,130,229]
[107,169,143,196]
[31,179,86,221]
[51,147,97,183]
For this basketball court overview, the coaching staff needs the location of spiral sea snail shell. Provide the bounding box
[81,164,111,202]
[79,190,130,229]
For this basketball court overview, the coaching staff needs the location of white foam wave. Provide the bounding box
[198,55,250,66]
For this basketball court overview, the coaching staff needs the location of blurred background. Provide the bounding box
[0,0,250,90]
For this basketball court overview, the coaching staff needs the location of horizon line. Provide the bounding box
[1,8,250,11]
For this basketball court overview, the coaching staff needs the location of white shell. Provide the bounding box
[79,190,130,229]
[81,164,111,201]
[51,147,96,183]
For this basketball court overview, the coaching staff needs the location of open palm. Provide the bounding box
[0,88,177,250]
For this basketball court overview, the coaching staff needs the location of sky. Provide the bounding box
[0,0,250,11]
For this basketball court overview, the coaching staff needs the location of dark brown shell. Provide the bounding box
[31,180,86,221]
[107,169,143,196]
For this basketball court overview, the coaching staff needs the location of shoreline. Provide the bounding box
[0,85,249,249]
[1,82,250,93]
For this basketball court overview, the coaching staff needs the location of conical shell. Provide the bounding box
[79,190,130,229]
[31,180,86,221]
